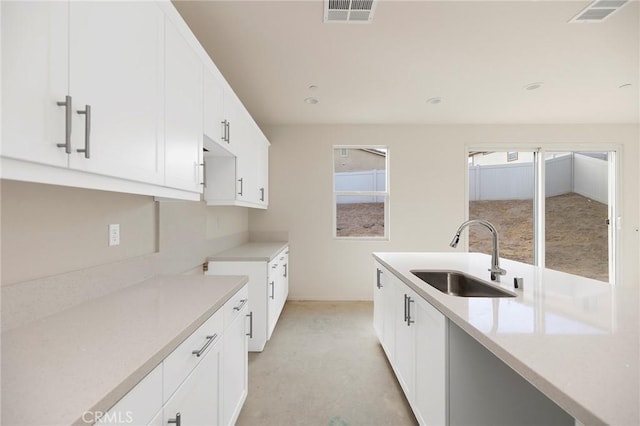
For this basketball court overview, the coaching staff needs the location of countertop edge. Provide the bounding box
[207,242,289,263]
[372,253,604,426]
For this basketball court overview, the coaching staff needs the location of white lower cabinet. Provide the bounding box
[97,285,248,426]
[207,246,289,352]
[374,263,447,426]
[413,294,447,426]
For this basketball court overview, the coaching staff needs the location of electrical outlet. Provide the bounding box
[109,224,120,246]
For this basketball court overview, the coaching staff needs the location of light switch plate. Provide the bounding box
[109,224,120,246]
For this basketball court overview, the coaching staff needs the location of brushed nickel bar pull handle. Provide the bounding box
[283,264,287,278]
[76,105,91,158]
[238,177,243,196]
[376,268,382,289]
[200,162,206,187]
[221,119,228,142]
[270,281,275,299]
[246,311,253,337]
[192,333,217,357]
[227,121,230,143]
[260,187,265,201]
[56,95,72,153]
[168,412,181,426]
[233,298,248,311]
[404,294,408,323]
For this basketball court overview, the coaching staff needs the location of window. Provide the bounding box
[468,150,535,265]
[333,146,388,239]
[468,148,617,283]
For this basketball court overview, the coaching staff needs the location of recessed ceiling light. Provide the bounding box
[426,97,442,105]
[308,85,318,91]
[524,82,544,91]
[618,83,632,89]
[304,97,319,105]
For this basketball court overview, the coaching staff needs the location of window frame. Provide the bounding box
[333,145,390,241]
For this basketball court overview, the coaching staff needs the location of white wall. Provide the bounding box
[1,181,158,285]
[0,181,249,285]
[250,124,639,300]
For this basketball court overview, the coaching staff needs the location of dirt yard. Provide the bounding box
[470,192,609,282]
[337,193,609,282]
[336,203,385,237]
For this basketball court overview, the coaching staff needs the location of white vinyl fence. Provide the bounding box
[335,170,386,204]
[336,154,607,205]
[573,154,608,204]
[469,153,608,203]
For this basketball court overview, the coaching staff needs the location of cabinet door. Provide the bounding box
[1,1,69,167]
[222,304,248,426]
[275,251,288,312]
[164,20,203,192]
[68,1,164,184]
[203,69,228,152]
[373,264,385,341]
[414,296,447,426]
[267,261,279,339]
[255,136,269,206]
[394,282,416,402]
[381,270,396,363]
[223,90,246,155]
[163,339,222,426]
[281,249,289,301]
[234,135,253,204]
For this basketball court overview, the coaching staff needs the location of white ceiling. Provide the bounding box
[173,0,640,126]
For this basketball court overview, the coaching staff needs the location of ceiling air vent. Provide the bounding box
[324,0,377,23]
[569,0,628,23]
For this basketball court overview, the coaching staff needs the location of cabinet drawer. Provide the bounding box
[224,284,249,328]
[163,309,223,403]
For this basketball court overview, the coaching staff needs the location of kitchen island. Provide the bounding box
[373,252,638,426]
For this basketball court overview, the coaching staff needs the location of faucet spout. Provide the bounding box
[449,219,507,281]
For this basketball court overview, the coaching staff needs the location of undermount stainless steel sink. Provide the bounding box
[411,270,516,298]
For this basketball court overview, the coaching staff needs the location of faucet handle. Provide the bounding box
[489,267,507,281]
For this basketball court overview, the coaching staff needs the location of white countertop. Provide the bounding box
[373,252,639,426]
[1,274,248,426]
[207,241,288,262]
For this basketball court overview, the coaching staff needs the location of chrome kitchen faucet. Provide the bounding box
[450,219,507,281]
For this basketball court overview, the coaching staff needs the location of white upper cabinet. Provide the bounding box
[67,1,164,185]
[164,20,204,193]
[203,97,270,209]
[1,1,69,167]
[2,0,264,202]
[203,69,230,154]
